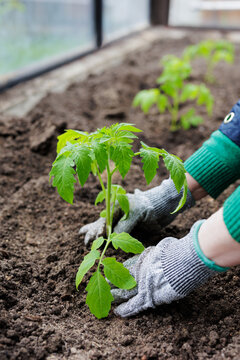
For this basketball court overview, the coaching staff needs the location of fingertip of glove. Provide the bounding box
[114,220,133,234]
[111,288,123,303]
[113,303,134,318]
[84,234,91,246]
[79,225,87,235]
[113,305,128,318]
[134,188,142,195]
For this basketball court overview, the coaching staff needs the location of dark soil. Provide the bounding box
[0,31,240,360]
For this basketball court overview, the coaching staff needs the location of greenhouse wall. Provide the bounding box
[0,0,95,77]
[103,0,150,42]
[0,0,150,85]
[169,0,240,28]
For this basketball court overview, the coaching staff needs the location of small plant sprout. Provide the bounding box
[49,123,187,318]
[183,39,235,83]
[133,55,214,131]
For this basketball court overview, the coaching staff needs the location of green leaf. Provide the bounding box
[161,151,186,193]
[212,50,234,64]
[116,194,129,217]
[75,250,100,290]
[214,40,234,53]
[91,237,105,251]
[180,108,196,130]
[58,142,93,187]
[57,141,77,158]
[160,82,179,98]
[116,130,138,140]
[74,145,92,187]
[95,190,106,205]
[180,119,190,130]
[110,186,128,216]
[111,232,144,254]
[181,84,199,102]
[110,142,133,179]
[180,114,191,130]
[110,185,126,205]
[91,161,98,176]
[183,40,234,75]
[57,129,88,154]
[158,55,192,84]
[157,94,169,113]
[197,84,214,115]
[86,271,114,319]
[111,184,126,195]
[189,115,203,127]
[139,142,186,209]
[99,135,111,144]
[91,141,108,173]
[100,210,106,218]
[140,143,160,184]
[49,155,76,204]
[171,178,188,214]
[196,40,213,57]
[160,54,178,67]
[102,257,136,289]
[183,44,199,61]
[132,89,160,114]
[113,123,142,133]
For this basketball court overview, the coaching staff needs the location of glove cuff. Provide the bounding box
[193,221,230,272]
[160,220,228,296]
[144,178,195,225]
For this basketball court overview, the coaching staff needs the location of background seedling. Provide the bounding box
[50,123,187,318]
[133,55,213,131]
[183,39,234,83]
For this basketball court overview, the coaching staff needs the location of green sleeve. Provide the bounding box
[223,186,240,243]
[184,130,240,198]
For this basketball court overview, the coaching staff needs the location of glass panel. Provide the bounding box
[169,0,240,28]
[0,0,95,78]
[103,0,150,43]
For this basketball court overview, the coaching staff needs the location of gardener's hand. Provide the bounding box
[79,178,195,245]
[111,220,227,317]
[79,218,106,246]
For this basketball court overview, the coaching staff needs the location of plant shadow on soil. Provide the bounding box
[0,31,240,359]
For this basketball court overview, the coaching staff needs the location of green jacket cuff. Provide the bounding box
[185,130,240,199]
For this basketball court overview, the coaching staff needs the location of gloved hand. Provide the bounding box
[79,178,195,245]
[111,220,228,317]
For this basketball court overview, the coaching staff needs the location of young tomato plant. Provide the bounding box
[133,55,214,131]
[49,123,187,318]
[183,39,234,83]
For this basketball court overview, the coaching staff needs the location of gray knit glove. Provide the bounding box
[111,220,228,318]
[79,178,195,245]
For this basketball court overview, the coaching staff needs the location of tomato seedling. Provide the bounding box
[133,55,213,131]
[183,39,234,83]
[49,123,187,318]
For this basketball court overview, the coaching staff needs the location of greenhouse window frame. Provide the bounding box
[1,0,161,92]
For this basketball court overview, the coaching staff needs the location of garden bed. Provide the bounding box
[0,31,240,359]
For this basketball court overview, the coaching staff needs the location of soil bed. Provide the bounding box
[0,30,240,359]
